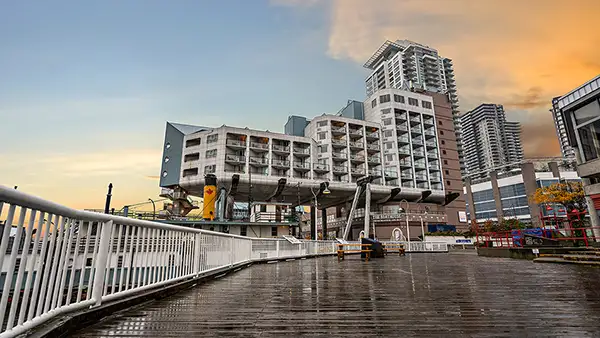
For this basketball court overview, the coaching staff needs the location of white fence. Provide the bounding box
[341,241,448,253]
[0,186,336,338]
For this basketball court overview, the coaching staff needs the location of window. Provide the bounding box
[380,94,391,104]
[86,258,93,267]
[422,101,432,109]
[319,145,328,153]
[318,132,327,140]
[205,149,217,158]
[438,120,443,125]
[318,121,328,127]
[577,118,600,161]
[383,118,392,125]
[117,256,124,268]
[371,99,377,108]
[472,189,494,202]
[260,205,267,212]
[184,153,200,162]
[440,130,444,135]
[386,142,394,149]
[446,181,451,186]
[240,225,247,236]
[441,140,446,145]
[271,226,278,237]
[394,94,405,103]
[445,170,449,175]
[381,108,391,115]
[185,137,201,147]
[385,154,394,161]
[408,98,419,106]
[207,134,218,143]
[183,168,198,177]
[204,165,216,174]
[444,160,448,165]
[499,183,526,198]
[442,150,447,155]
[384,130,393,137]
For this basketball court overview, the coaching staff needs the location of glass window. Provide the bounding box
[185,137,201,147]
[384,130,393,137]
[386,142,394,149]
[371,99,377,108]
[422,101,432,109]
[318,132,327,140]
[394,95,405,103]
[271,226,278,237]
[318,121,328,127]
[207,134,218,143]
[574,100,600,125]
[474,200,496,212]
[205,149,217,158]
[380,94,391,104]
[408,98,419,106]
[472,189,494,202]
[383,118,392,125]
[499,183,526,198]
[501,196,528,208]
[537,179,559,188]
[577,118,600,161]
[240,226,247,236]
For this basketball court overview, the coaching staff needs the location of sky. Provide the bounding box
[1,0,599,211]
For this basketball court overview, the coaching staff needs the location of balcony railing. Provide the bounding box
[350,154,365,161]
[413,149,425,157]
[333,165,348,173]
[349,141,363,148]
[411,128,422,134]
[367,156,381,163]
[226,139,246,147]
[415,174,428,181]
[429,164,440,171]
[249,157,269,165]
[384,171,398,178]
[397,136,409,143]
[349,129,363,136]
[367,144,380,151]
[351,168,365,175]
[293,148,310,154]
[424,129,436,136]
[313,163,330,171]
[401,172,413,179]
[250,142,269,150]
[417,183,429,189]
[426,140,437,147]
[398,148,411,155]
[396,124,408,132]
[331,139,347,146]
[430,174,442,181]
[395,113,407,120]
[366,131,379,139]
[272,144,290,152]
[226,154,245,162]
[399,159,412,167]
[293,162,310,169]
[427,151,438,158]
[271,159,290,167]
[414,162,427,169]
[423,118,434,126]
[412,138,423,145]
[369,169,381,176]
[332,152,347,159]
[225,167,246,174]
[410,116,421,123]
[331,126,347,134]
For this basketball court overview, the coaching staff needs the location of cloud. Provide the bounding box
[294,0,600,157]
[145,175,160,180]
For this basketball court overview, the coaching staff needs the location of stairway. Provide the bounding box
[534,248,600,266]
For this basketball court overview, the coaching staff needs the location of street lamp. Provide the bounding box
[399,199,410,249]
[311,184,330,240]
[148,198,156,220]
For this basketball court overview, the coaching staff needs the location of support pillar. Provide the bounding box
[321,209,327,240]
[310,205,316,241]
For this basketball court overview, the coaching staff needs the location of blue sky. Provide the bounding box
[2,0,599,209]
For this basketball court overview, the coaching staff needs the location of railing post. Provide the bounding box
[91,220,113,307]
[194,233,202,275]
[276,240,280,258]
[230,237,234,267]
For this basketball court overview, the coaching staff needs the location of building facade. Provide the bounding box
[464,160,580,225]
[363,39,464,176]
[551,96,577,159]
[461,104,524,177]
[556,75,600,233]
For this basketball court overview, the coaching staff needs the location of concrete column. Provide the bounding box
[464,178,477,223]
[310,205,316,240]
[521,163,541,225]
[321,208,327,240]
[549,162,560,178]
[490,171,504,220]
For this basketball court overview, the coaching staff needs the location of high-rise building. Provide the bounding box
[551,97,576,158]
[363,39,464,175]
[461,104,524,176]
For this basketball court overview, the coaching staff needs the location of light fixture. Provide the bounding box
[322,187,331,195]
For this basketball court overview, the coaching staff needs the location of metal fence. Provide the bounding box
[0,186,336,338]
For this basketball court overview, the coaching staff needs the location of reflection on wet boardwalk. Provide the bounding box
[74,253,600,337]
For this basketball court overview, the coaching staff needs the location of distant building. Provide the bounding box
[461,104,524,177]
[464,160,580,225]
[551,97,576,159]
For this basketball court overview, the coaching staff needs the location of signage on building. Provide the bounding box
[455,239,472,244]
[458,211,467,223]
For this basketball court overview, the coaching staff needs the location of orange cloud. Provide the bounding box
[320,0,600,157]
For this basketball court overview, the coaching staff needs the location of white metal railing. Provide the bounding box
[0,186,337,337]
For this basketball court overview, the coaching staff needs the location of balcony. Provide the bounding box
[225,154,245,164]
[332,152,347,160]
[399,159,412,167]
[224,167,246,174]
[426,140,437,148]
[272,144,290,154]
[331,139,347,148]
[271,159,290,168]
[367,144,380,152]
[409,116,421,124]
[424,129,436,138]
[412,138,423,146]
[226,139,246,149]
[398,148,411,156]
[368,169,381,177]
[410,127,422,135]
[350,154,365,163]
[396,124,408,132]
[401,172,412,180]
[384,170,398,179]
[427,151,438,159]
[413,149,425,157]
[313,163,330,172]
[351,167,365,176]
[293,147,310,156]
[417,182,429,189]
[430,174,442,182]
[333,165,348,174]
[415,174,428,181]
[429,163,440,171]
[349,141,363,149]
[423,118,434,126]
[331,126,347,135]
[395,113,407,121]
[366,131,379,140]
[293,162,310,171]
[402,181,415,188]
[249,157,269,166]
[250,142,269,151]
[397,136,410,144]
[367,156,381,164]
[249,169,269,176]
[414,162,426,169]
[349,129,363,137]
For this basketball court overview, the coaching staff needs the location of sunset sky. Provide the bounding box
[1,0,599,210]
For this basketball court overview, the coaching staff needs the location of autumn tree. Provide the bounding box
[532,181,586,212]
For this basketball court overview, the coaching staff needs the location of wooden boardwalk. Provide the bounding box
[74,253,600,337]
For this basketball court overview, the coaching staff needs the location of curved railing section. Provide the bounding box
[0,186,336,338]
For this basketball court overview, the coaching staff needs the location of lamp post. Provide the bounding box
[311,184,331,240]
[400,199,410,249]
[148,198,156,220]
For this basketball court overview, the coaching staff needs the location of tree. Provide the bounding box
[532,181,586,212]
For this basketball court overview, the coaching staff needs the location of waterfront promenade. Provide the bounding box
[74,253,600,337]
